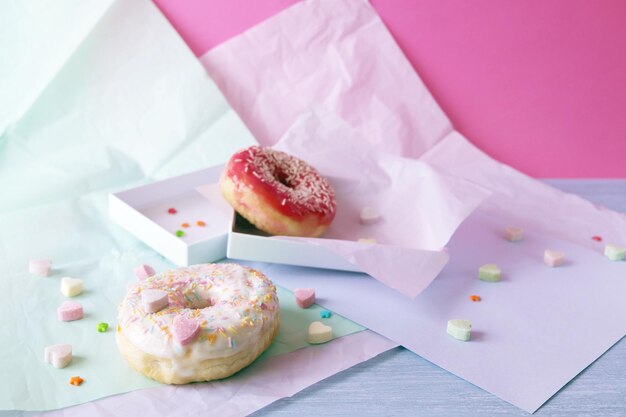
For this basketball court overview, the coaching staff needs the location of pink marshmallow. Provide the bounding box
[57,301,84,322]
[172,316,200,346]
[134,264,155,280]
[29,259,52,276]
[294,288,316,308]
[141,289,169,313]
[44,344,72,368]
[544,250,565,267]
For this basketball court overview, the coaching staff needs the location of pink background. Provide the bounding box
[153,0,626,178]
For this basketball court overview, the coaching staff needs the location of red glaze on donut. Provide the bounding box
[221,146,336,236]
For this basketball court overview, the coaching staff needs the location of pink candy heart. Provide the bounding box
[142,289,169,313]
[294,288,316,308]
[172,316,200,346]
[134,264,155,280]
[44,344,72,368]
[29,259,52,276]
[57,301,84,322]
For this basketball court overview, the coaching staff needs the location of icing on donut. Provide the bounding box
[116,263,279,383]
[221,146,336,237]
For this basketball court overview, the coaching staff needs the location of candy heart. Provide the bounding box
[44,344,72,368]
[141,289,169,313]
[29,259,52,276]
[308,321,333,344]
[604,244,625,261]
[504,227,524,242]
[172,316,200,346]
[134,264,155,280]
[447,319,472,341]
[359,206,381,225]
[544,250,565,267]
[294,288,315,308]
[60,277,83,297]
[57,301,84,322]
[478,264,501,282]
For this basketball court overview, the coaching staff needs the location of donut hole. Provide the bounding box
[275,170,293,188]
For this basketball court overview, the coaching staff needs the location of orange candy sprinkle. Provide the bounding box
[69,376,84,386]
[196,220,206,227]
[470,295,481,302]
[181,223,190,228]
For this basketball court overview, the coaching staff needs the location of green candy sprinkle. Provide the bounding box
[175,230,185,237]
[97,322,109,333]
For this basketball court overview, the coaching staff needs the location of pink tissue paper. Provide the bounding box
[202,0,626,412]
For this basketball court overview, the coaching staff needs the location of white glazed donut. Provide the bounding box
[116,263,280,384]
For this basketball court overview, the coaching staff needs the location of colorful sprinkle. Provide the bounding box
[197,220,206,227]
[320,310,332,318]
[228,337,237,348]
[592,235,602,242]
[97,322,109,332]
[69,376,84,386]
[168,208,177,214]
[182,223,190,228]
[470,295,481,302]
[175,230,185,237]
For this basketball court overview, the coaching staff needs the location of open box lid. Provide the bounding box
[109,165,232,266]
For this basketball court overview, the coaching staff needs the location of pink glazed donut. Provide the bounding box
[220,146,336,237]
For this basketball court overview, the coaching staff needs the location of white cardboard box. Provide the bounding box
[109,165,232,266]
[226,213,360,272]
[111,166,361,272]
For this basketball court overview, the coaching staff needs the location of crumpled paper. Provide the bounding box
[201,0,626,412]
[37,331,396,417]
[0,0,391,413]
[271,108,491,297]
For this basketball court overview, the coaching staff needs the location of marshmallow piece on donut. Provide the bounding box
[57,301,84,322]
[29,259,52,276]
[544,250,565,267]
[172,316,200,346]
[44,344,72,368]
[141,289,169,313]
[447,319,472,341]
[478,264,501,282]
[134,264,155,280]
[308,321,333,344]
[61,277,83,297]
[360,206,381,225]
[294,288,315,308]
[604,244,625,261]
[504,227,524,242]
